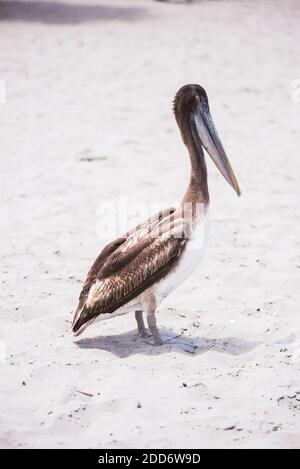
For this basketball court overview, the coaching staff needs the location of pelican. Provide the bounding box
[72,84,240,345]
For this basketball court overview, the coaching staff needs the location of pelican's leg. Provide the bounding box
[147,312,163,346]
[135,310,150,338]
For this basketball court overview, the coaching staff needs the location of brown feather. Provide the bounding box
[72,208,179,333]
[73,237,126,324]
[72,219,188,334]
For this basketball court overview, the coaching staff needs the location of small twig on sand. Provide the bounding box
[76,390,94,397]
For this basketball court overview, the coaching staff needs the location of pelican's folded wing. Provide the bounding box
[72,218,188,336]
[73,207,176,321]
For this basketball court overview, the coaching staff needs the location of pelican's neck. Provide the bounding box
[176,136,208,234]
[180,123,209,210]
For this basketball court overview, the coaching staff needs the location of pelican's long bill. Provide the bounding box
[192,102,241,196]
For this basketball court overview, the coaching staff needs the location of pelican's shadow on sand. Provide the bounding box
[0,1,148,24]
[75,329,260,358]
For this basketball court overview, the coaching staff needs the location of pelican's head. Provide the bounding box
[173,84,241,196]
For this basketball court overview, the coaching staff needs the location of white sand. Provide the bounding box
[0,0,300,449]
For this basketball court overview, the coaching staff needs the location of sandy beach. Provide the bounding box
[0,0,300,449]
